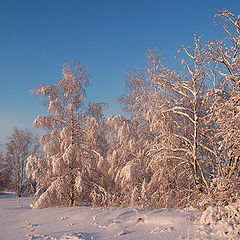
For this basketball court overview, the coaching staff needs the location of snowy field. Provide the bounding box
[0,194,231,240]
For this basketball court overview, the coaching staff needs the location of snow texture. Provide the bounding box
[0,194,204,240]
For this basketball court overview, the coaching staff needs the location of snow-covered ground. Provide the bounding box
[0,194,231,240]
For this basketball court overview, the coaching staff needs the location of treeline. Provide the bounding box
[0,128,39,196]
[1,9,240,209]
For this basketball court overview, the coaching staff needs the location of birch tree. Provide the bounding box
[30,61,109,208]
[207,9,240,180]
[26,152,48,195]
[166,36,214,195]
[120,50,195,207]
[106,114,151,206]
[0,152,9,191]
[5,128,39,197]
[0,152,3,190]
[120,43,218,207]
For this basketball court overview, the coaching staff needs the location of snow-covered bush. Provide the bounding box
[33,178,69,209]
[200,200,240,239]
[209,178,240,207]
[26,153,50,196]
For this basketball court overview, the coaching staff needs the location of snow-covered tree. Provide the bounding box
[104,9,240,208]
[207,9,240,180]
[0,152,3,190]
[30,61,109,208]
[106,114,151,206]
[26,152,49,195]
[27,8,240,210]
[119,50,196,207]
[0,152,10,191]
[5,128,39,197]
[165,36,215,195]
[119,41,219,207]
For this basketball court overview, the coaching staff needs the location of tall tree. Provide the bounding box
[120,50,194,207]
[166,36,213,193]
[206,9,240,180]
[31,61,108,208]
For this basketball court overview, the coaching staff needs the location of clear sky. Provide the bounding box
[1,0,240,145]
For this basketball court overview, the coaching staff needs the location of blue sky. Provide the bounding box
[0,0,240,144]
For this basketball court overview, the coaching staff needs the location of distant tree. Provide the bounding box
[5,128,39,197]
[0,151,13,191]
[0,152,7,191]
[0,153,3,190]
